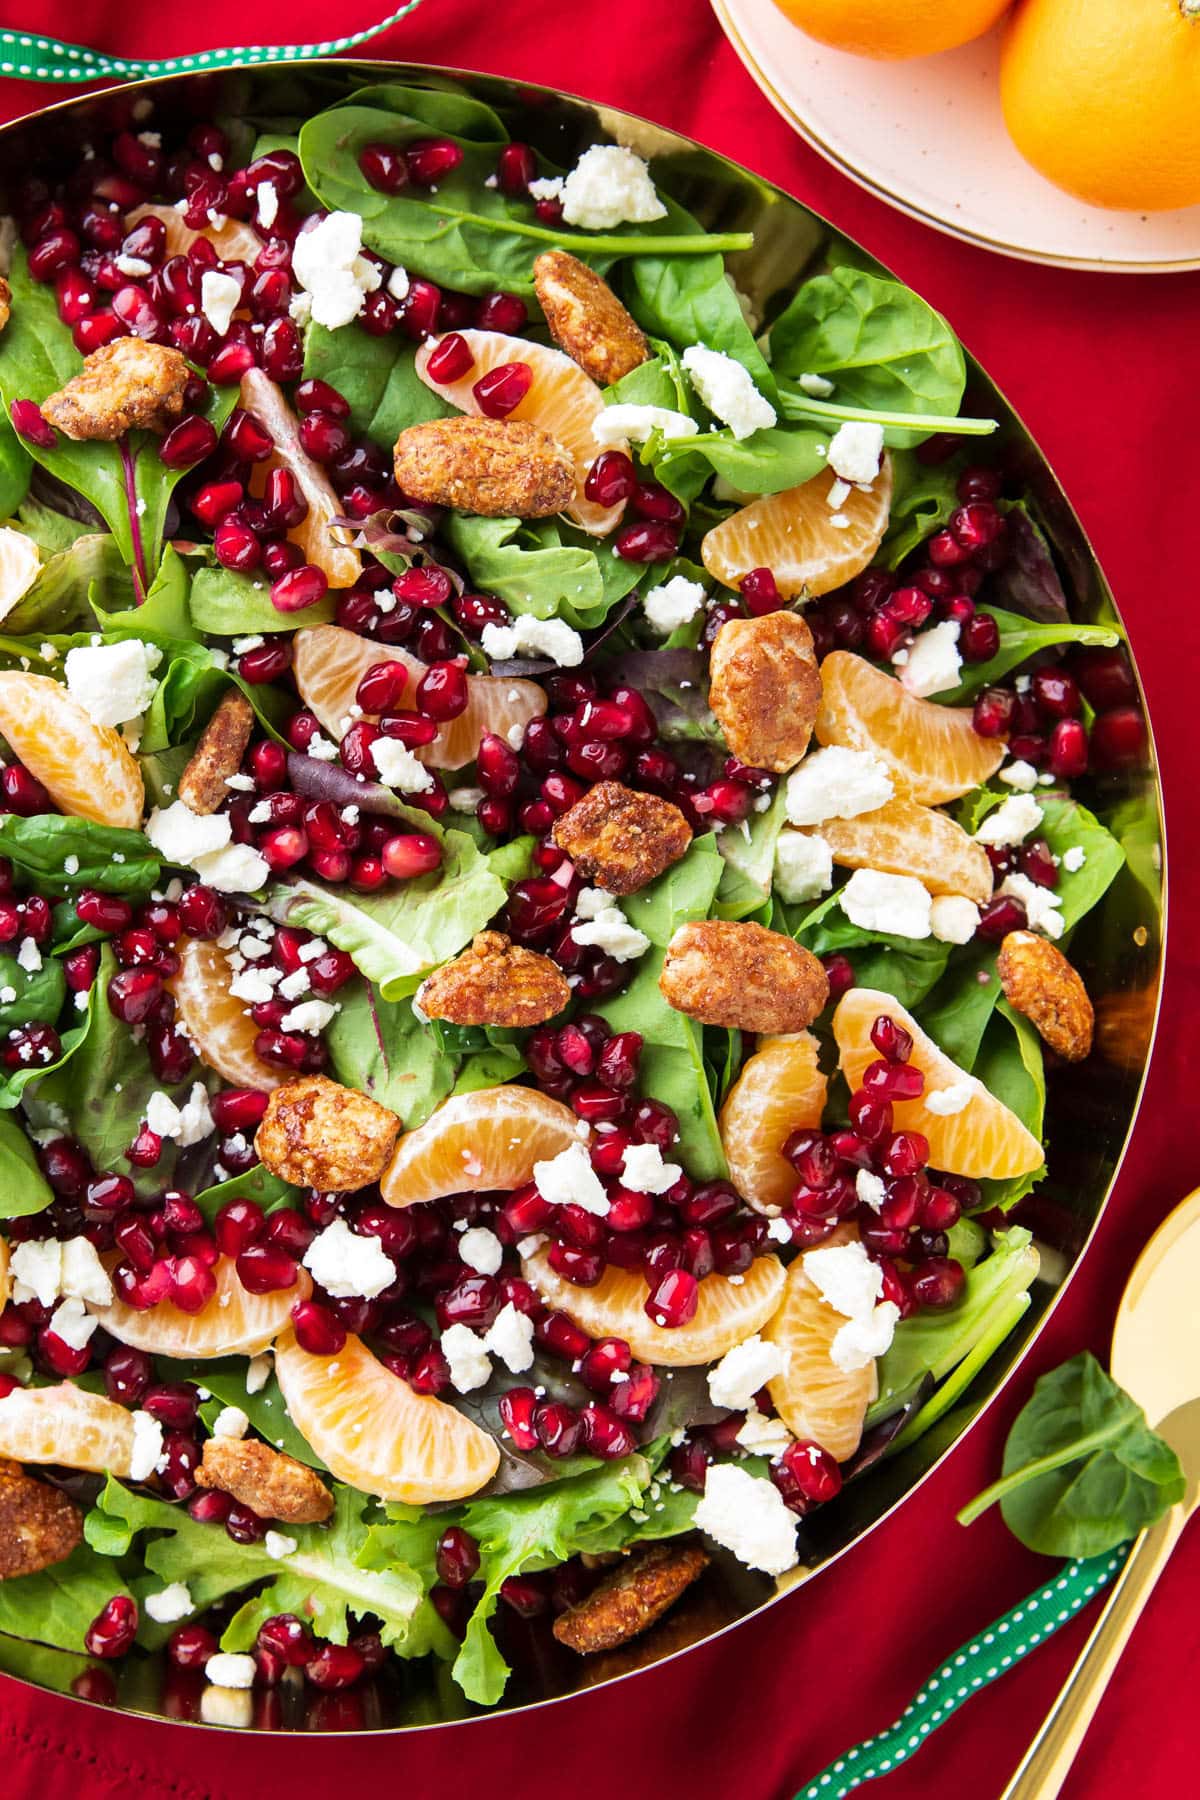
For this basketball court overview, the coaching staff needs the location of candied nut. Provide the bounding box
[0,1456,83,1578]
[552,780,692,896]
[997,930,1094,1062]
[393,416,575,518]
[41,337,191,441]
[660,919,829,1033]
[0,276,10,336]
[177,691,255,816]
[198,1435,333,1525]
[553,1541,710,1654]
[417,930,569,1028]
[533,250,650,387]
[708,611,822,773]
[255,1074,400,1192]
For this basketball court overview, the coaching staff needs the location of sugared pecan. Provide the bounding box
[997,930,1094,1062]
[533,250,650,387]
[660,919,829,1033]
[708,611,822,773]
[552,780,692,896]
[41,338,191,441]
[177,691,255,815]
[392,416,575,517]
[255,1074,400,1192]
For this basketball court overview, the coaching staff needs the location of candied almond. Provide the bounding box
[177,691,255,816]
[198,1434,333,1524]
[417,930,569,1028]
[660,919,829,1033]
[0,1456,84,1578]
[553,1541,710,1654]
[392,416,574,518]
[41,337,191,441]
[255,1074,400,1192]
[708,611,822,773]
[552,780,692,896]
[997,930,1094,1063]
[533,250,650,387]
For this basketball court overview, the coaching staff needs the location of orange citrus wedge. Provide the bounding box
[0,1234,9,1312]
[293,623,547,772]
[815,650,1006,805]
[763,1232,875,1462]
[701,457,893,599]
[0,672,144,830]
[833,987,1044,1179]
[169,938,287,1092]
[241,369,362,590]
[804,796,993,902]
[0,1381,137,1476]
[382,1087,583,1209]
[274,1328,499,1503]
[126,202,264,265]
[89,1254,309,1359]
[521,1244,787,1367]
[414,328,623,536]
[719,1031,827,1214]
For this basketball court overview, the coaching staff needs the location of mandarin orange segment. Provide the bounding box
[521,1245,787,1367]
[274,1328,500,1503]
[833,987,1044,1179]
[169,938,287,1092]
[763,1232,875,1462]
[381,1087,583,1209]
[701,457,892,599]
[719,1032,827,1214]
[241,370,362,590]
[0,672,144,830]
[293,623,546,771]
[89,1254,309,1359]
[815,650,1006,805]
[804,797,993,902]
[0,1381,137,1475]
[415,328,623,536]
[0,1234,9,1312]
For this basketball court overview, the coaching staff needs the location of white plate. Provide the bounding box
[713,0,1200,272]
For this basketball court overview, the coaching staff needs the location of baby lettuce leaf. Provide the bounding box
[0,408,32,519]
[326,982,459,1127]
[715,782,788,920]
[2,531,123,636]
[958,1351,1185,1556]
[303,321,455,445]
[944,607,1120,702]
[0,1111,54,1217]
[880,450,962,568]
[769,266,966,435]
[0,814,159,896]
[189,563,337,635]
[443,513,645,631]
[90,542,194,642]
[0,1543,134,1654]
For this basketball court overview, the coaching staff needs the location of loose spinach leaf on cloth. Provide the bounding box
[0,814,159,897]
[0,249,238,582]
[0,1543,134,1654]
[0,1111,54,1217]
[299,86,750,301]
[595,836,728,1179]
[958,1351,1186,1556]
[444,513,645,632]
[303,320,455,445]
[943,606,1121,702]
[189,563,337,635]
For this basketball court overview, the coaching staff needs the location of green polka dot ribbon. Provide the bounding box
[796,1546,1130,1797]
[0,5,426,83]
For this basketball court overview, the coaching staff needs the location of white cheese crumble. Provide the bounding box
[773,830,833,903]
[553,144,667,229]
[735,1406,792,1457]
[129,1410,165,1482]
[370,736,435,794]
[975,794,1043,847]
[245,1353,272,1395]
[900,621,962,699]
[211,1404,250,1439]
[191,841,271,894]
[440,1322,492,1393]
[482,1301,535,1373]
[785,746,894,825]
[65,638,161,728]
[570,900,650,963]
[831,1302,901,1374]
[681,345,776,440]
[302,1218,394,1299]
[797,371,834,397]
[16,937,41,973]
[839,868,933,940]
[827,421,884,485]
[999,759,1040,793]
[144,1082,214,1147]
[642,574,706,637]
[204,1652,257,1690]
[855,1168,886,1212]
[999,872,1064,939]
[592,404,698,448]
[265,1530,298,1560]
[10,1235,113,1308]
[145,800,232,866]
[532,1140,609,1216]
[693,1463,798,1577]
[256,181,279,231]
[145,1582,194,1624]
[930,894,980,945]
[707,1334,785,1411]
[925,1079,979,1116]
[458,1226,503,1276]
[199,269,242,336]
[481,616,585,668]
[48,1297,98,1351]
[279,999,338,1036]
[201,1686,252,1728]
[291,211,382,330]
[621,1141,682,1195]
[803,1240,883,1320]
[1062,845,1087,873]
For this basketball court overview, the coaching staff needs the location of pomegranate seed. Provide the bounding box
[435,1526,481,1588]
[214,515,262,571]
[104,1343,152,1406]
[300,410,351,464]
[236,1243,300,1294]
[159,415,218,469]
[614,520,680,562]
[401,278,442,339]
[881,1130,930,1177]
[271,563,328,614]
[10,399,55,449]
[358,142,410,193]
[416,660,469,720]
[405,138,464,185]
[473,361,532,419]
[475,290,527,332]
[737,566,782,615]
[977,894,1028,940]
[584,449,637,507]
[644,1267,698,1328]
[168,1256,217,1314]
[496,141,537,193]
[29,228,82,282]
[85,1595,138,1659]
[1073,647,1137,711]
[608,1362,659,1421]
[498,1385,540,1449]
[534,1310,590,1361]
[959,613,1000,662]
[260,318,304,382]
[973,687,1015,737]
[535,1400,583,1457]
[167,1623,218,1670]
[777,1439,843,1508]
[1048,717,1089,778]
[141,1382,200,1430]
[425,331,474,382]
[911,1256,966,1310]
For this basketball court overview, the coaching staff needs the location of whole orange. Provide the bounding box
[770,0,1013,59]
[1001,0,1200,209]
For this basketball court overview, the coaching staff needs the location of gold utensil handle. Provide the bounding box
[1000,1506,1187,1799]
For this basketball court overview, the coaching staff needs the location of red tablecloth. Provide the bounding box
[1,3,1198,1795]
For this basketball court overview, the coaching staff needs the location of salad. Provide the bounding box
[0,79,1142,1724]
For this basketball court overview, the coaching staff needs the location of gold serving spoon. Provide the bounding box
[1001,1188,1200,1798]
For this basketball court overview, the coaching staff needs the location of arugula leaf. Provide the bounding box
[958,1351,1186,1555]
[944,606,1120,701]
[0,1543,133,1654]
[303,321,455,445]
[266,831,519,999]
[444,513,645,631]
[0,814,159,896]
[189,563,337,635]
[326,982,458,1127]
[0,1111,54,1217]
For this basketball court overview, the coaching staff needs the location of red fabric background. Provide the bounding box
[1,2,1198,1794]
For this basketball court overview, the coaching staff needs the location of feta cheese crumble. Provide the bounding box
[551,144,667,229]
[370,736,435,794]
[826,421,884,485]
[265,1531,298,1560]
[999,872,1065,939]
[803,1240,883,1320]
[204,1652,257,1690]
[707,1334,786,1411]
[459,1226,504,1275]
[621,1141,683,1194]
[532,1140,609,1216]
[211,1405,250,1439]
[440,1322,492,1394]
[144,1082,214,1147]
[1062,845,1087,873]
[773,830,834,903]
[129,1410,165,1482]
[693,1463,798,1576]
[65,638,161,728]
[642,574,706,636]
[481,616,585,668]
[681,345,776,440]
[592,404,698,448]
[735,1406,792,1457]
[930,894,981,945]
[279,999,338,1036]
[797,371,835,397]
[199,269,242,336]
[785,746,894,826]
[145,1583,194,1624]
[570,898,650,963]
[831,1302,901,1374]
[899,621,962,699]
[291,211,382,330]
[302,1218,394,1300]
[839,868,933,940]
[999,759,1040,793]
[145,800,270,894]
[855,1168,886,1212]
[975,794,1043,848]
[482,1301,536,1374]
[925,1079,979,1116]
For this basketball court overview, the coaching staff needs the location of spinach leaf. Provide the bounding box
[791,885,951,1009]
[89,542,194,641]
[0,409,32,519]
[958,1351,1186,1556]
[189,563,336,635]
[971,999,1045,1210]
[444,513,645,631]
[715,782,787,919]
[0,814,159,896]
[956,790,1125,933]
[303,321,454,445]
[138,639,291,753]
[654,423,828,499]
[0,1543,133,1654]
[880,450,962,568]
[0,1111,54,1217]
[770,267,966,439]
[944,606,1120,701]
[623,237,776,398]
[0,249,238,583]
[0,984,93,1111]
[192,1164,301,1223]
[917,944,1004,1069]
[326,982,458,1127]
[0,947,63,1031]
[153,1354,327,1471]
[3,532,123,636]
[991,503,1070,623]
